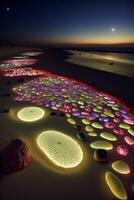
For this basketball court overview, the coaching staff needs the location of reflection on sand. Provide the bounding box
[66,50,134,78]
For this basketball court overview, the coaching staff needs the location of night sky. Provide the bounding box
[0,0,134,45]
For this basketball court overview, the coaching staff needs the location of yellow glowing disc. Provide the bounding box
[100,132,117,141]
[37,130,83,168]
[105,171,127,199]
[90,140,113,150]
[67,118,76,125]
[112,160,130,174]
[82,118,90,125]
[17,107,45,122]
[128,129,134,136]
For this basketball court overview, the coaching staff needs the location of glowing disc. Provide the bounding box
[37,130,83,168]
[17,107,45,122]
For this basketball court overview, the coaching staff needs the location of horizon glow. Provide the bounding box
[0,1,133,45]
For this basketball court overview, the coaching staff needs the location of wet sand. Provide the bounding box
[66,50,134,78]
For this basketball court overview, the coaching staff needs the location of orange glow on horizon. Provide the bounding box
[56,38,134,45]
[46,35,134,46]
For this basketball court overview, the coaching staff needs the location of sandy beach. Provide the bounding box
[66,50,134,78]
[0,48,134,200]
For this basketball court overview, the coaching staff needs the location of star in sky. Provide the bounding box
[6,8,10,11]
[112,27,115,32]
[0,0,133,45]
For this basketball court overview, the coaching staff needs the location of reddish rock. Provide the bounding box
[0,139,32,173]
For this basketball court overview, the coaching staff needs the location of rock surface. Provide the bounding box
[94,149,109,163]
[77,131,88,141]
[0,139,32,173]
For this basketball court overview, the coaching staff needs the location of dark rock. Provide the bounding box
[74,124,82,131]
[1,94,10,97]
[0,139,32,173]
[5,81,11,85]
[88,81,95,86]
[59,113,65,117]
[2,109,10,113]
[50,112,57,116]
[77,132,88,142]
[94,149,109,163]
[110,62,114,65]
[17,78,24,83]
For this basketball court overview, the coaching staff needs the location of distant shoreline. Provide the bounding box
[66,50,134,79]
[64,46,134,54]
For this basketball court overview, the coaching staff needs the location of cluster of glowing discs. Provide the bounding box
[65,110,133,198]
[13,75,134,144]
[1,51,133,199]
[37,130,83,168]
[17,107,45,122]
[0,58,37,68]
[0,53,46,77]
[2,67,46,77]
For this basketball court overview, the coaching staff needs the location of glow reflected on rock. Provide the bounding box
[91,122,103,129]
[85,125,94,132]
[128,129,134,136]
[93,107,102,113]
[105,171,127,199]
[88,132,97,137]
[17,107,45,122]
[37,130,83,168]
[124,136,134,145]
[112,160,130,174]
[66,113,71,118]
[90,140,113,150]
[100,132,117,141]
[82,118,90,125]
[119,123,130,130]
[124,119,134,125]
[104,111,115,117]
[67,118,76,125]
[116,145,128,156]
[112,106,119,111]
